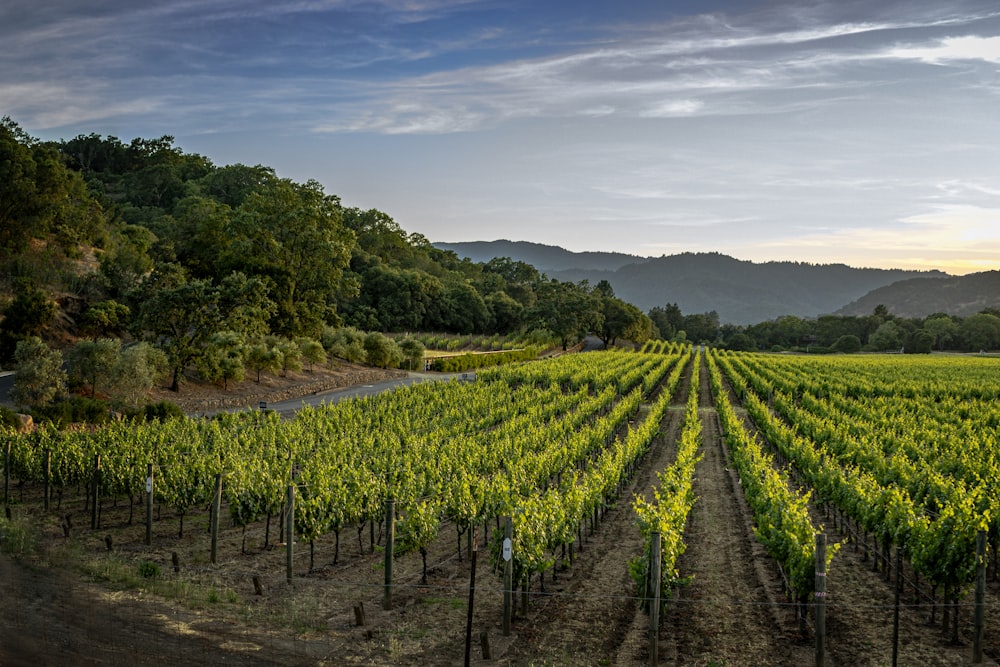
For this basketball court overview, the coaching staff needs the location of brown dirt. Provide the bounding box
[2,356,998,665]
[146,362,406,413]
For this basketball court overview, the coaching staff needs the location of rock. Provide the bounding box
[16,413,34,433]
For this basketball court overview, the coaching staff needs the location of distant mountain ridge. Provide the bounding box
[836,271,1000,318]
[435,240,645,273]
[434,240,950,324]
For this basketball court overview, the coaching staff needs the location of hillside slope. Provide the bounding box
[437,241,945,324]
[836,271,1000,318]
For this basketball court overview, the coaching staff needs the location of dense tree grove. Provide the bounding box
[0,118,653,404]
[658,302,1000,354]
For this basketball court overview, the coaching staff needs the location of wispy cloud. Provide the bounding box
[885,35,1000,63]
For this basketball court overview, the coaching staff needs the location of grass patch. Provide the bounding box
[0,511,38,557]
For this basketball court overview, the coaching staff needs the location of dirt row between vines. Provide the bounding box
[2,356,998,665]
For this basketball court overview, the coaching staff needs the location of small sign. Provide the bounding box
[502,537,512,562]
[146,476,153,494]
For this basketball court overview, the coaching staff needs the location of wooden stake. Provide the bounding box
[480,631,491,660]
[145,464,153,546]
[815,533,827,667]
[91,454,101,530]
[464,530,478,667]
[3,440,9,507]
[502,516,513,636]
[892,547,901,667]
[285,484,294,585]
[210,473,222,564]
[974,530,986,663]
[649,532,661,666]
[384,499,394,610]
[43,449,50,512]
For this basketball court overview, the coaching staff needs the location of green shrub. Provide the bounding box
[138,560,161,579]
[0,405,20,430]
[142,401,185,422]
[31,395,110,427]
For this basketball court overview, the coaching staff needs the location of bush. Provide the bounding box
[321,326,366,363]
[363,332,403,368]
[831,335,862,354]
[138,560,161,579]
[142,401,185,422]
[31,396,110,428]
[0,406,20,430]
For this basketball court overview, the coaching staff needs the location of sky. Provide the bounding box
[3,1,1000,275]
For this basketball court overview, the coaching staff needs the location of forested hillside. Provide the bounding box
[836,271,1000,319]
[438,242,944,324]
[0,117,652,407]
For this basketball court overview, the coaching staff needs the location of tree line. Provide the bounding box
[0,117,653,412]
[650,302,1000,354]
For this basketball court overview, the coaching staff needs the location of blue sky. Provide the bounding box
[4,1,1000,274]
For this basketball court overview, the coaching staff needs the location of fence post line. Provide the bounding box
[815,533,827,667]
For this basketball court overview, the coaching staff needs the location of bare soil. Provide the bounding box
[1,357,997,665]
[147,362,407,414]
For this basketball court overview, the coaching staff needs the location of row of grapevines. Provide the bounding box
[632,349,702,601]
[507,350,692,588]
[715,351,986,600]
[2,351,687,571]
[706,350,836,600]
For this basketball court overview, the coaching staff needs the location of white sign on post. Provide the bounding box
[502,537,512,562]
[146,477,153,494]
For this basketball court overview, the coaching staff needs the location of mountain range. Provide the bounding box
[434,240,983,324]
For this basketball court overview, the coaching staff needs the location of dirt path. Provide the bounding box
[649,357,810,666]
[507,357,692,666]
[502,352,812,666]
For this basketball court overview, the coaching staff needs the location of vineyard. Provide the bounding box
[2,348,1000,665]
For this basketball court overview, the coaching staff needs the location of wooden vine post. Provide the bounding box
[815,533,827,667]
[42,449,51,512]
[384,498,395,610]
[145,463,153,546]
[974,530,986,663]
[892,547,901,667]
[3,439,9,507]
[464,529,479,667]
[90,454,101,530]
[285,483,294,584]
[502,516,513,636]
[648,532,661,666]
[210,473,222,564]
